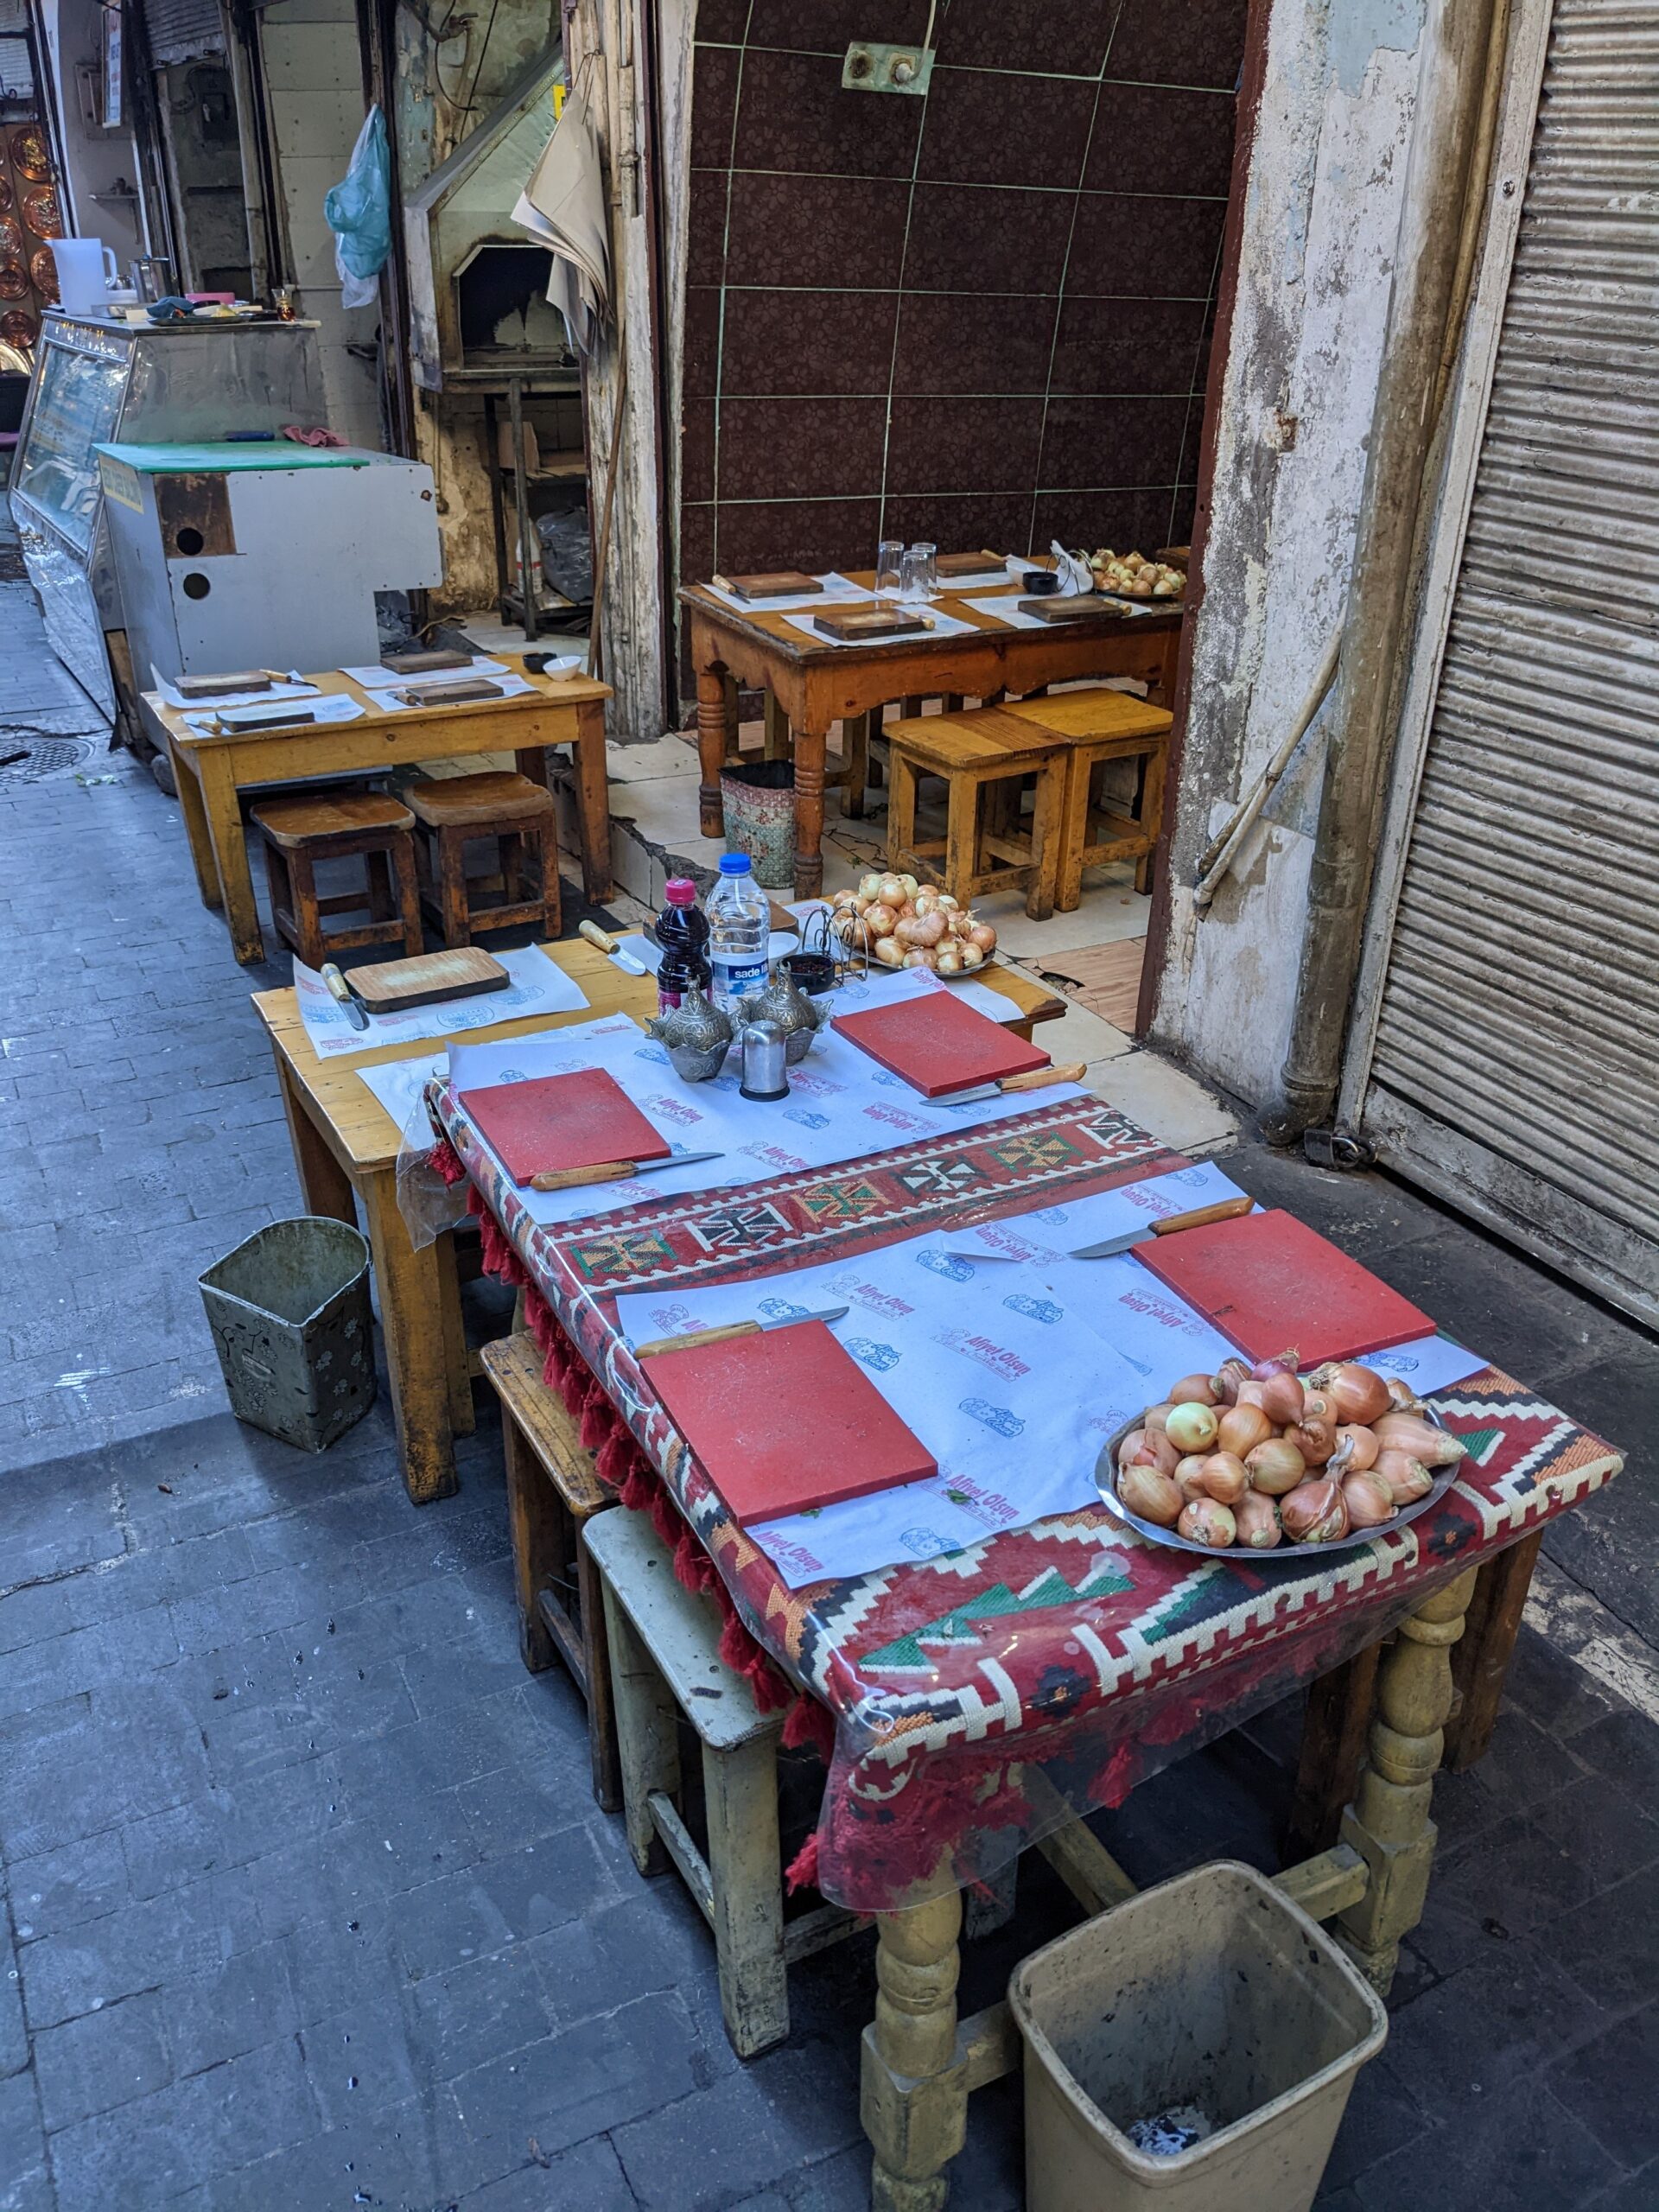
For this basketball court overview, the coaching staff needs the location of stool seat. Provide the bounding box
[886,704,1065,772]
[249,791,415,846]
[404,771,555,828]
[995,689,1172,742]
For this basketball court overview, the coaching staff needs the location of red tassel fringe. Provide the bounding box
[429,1135,467,1185]
[784,1833,821,1896]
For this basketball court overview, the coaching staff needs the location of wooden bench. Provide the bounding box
[885,706,1070,919]
[583,1508,861,2057]
[247,790,423,968]
[404,770,561,945]
[480,1332,620,1810]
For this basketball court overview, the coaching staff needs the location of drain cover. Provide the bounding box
[0,736,99,782]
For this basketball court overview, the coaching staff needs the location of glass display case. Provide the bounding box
[8,311,327,721]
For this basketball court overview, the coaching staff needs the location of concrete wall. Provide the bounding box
[1149,0,1430,1109]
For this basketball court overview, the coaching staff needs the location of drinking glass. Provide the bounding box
[912,541,938,594]
[899,548,931,602]
[875,538,904,603]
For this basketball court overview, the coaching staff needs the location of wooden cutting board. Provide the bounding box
[1017,594,1134,623]
[811,607,931,641]
[640,1321,936,1523]
[833,989,1049,1097]
[348,946,508,1014]
[460,1068,671,1183]
[1135,1208,1435,1365]
[718,569,823,599]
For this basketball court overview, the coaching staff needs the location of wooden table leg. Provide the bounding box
[842,712,870,820]
[1336,1567,1478,1993]
[793,722,828,900]
[195,750,265,963]
[1286,1640,1384,1861]
[697,661,731,838]
[434,1228,476,1438]
[763,693,791,761]
[862,1888,967,2212]
[360,1164,459,1505]
[569,695,614,905]
[1443,1528,1543,1771]
[166,739,222,911]
[271,1053,356,1222]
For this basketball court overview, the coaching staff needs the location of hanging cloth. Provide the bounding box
[512,83,611,360]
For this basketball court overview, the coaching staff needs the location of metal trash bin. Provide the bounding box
[1009,1860,1387,2212]
[199,1216,376,1451]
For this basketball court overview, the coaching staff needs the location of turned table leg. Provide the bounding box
[794,722,828,900]
[1337,1567,1478,1993]
[697,662,732,839]
[862,1889,967,2212]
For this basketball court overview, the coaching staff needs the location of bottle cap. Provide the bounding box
[664,878,697,905]
[718,853,753,875]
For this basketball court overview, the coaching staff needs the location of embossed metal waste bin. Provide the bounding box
[200,1216,375,1451]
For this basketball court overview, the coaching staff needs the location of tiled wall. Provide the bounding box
[679,0,1247,613]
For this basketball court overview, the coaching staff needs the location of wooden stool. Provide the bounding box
[584,1508,860,2058]
[482,1332,620,1811]
[995,687,1173,909]
[886,706,1069,919]
[248,791,423,969]
[404,771,561,945]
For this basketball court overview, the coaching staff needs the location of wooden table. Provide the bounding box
[149,660,613,965]
[681,574,1183,898]
[253,935,1064,1506]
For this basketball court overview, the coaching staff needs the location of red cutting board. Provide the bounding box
[1135,1208,1433,1365]
[641,1321,937,1523]
[833,990,1050,1097]
[460,1068,671,1183]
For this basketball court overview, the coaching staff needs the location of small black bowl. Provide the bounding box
[780,949,837,995]
[1021,569,1059,595]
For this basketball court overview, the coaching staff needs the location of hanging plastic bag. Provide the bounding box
[325,105,392,310]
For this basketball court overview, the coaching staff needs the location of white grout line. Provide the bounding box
[709,0,760,577]
[1524,1553,1659,1731]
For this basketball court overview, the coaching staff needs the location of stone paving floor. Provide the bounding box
[2,565,1656,2211]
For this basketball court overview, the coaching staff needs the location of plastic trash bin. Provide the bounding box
[200,1216,376,1451]
[720,759,795,887]
[1009,1859,1387,2212]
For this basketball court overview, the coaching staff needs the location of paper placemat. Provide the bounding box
[295,944,588,1061]
[785,604,982,647]
[154,671,316,711]
[702,571,869,614]
[342,657,512,689]
[354,1012,642,1134]
[183,692,365,736]
[967,593,1152,631]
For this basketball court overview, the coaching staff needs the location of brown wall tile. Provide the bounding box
[1049,296,1207,393]
[721,289,898,397]
[1033,486,1178,552]
[717,397,888,501]
[679,501,715,589]
[691,45,741,168]
[683,286,722,399]
[886,396,1045,496]
[881,493,1035,557]
[744,0,933,49]
[1104,0,1249,91]
[724,171,912,287]
[715,497,883,576]
[687,173,729,286]
[734,48,924,177]
[1065,193,1227,298]
[937,0,1117,77]
[892,291,1058,396]
[1087,83,1236,200]
[917,68,1098,191]
[904,182,1073,293]
[681,398,716,505]
[1040,395,1189,488]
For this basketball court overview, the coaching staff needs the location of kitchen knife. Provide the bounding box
[527,1147,724,1192]
[633,1304,851,1361]
[946,1193,1255,1261]
[320,963,369,1031]
[921,1062,1087,1107]
[578,919,650,975]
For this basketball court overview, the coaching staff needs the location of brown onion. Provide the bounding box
[1300,1389,1339,1425]
[1116,1427,1146,1470]
[1178,1499,1236,1548]
[1119,1464,1183,1526]
[1234,1379,1270,1411]
[1134,1427,1181,1476]
[1216,1402,1273,1458]
[1256,1370,1306,1427]
[1166,1371,1218,1408]
[1335,1423,1379,1471]
[1233,1491,1282,1548]
[1386,1377,1423,1411]
[1198,1451,1249,1505]
[1141,1402,1176,1433]
[1215,1358,1251,1406]
[1325,1363,1392,1425]
[1245,1438,1306,1495]
[1342,1469,1395,1529]
[1174,1454,1211,1503]
[1284,1416,1338,1467]
[1373,1448,1433,1504]
[1371,1412,1466,1468]
[1279,1478,1350,1544]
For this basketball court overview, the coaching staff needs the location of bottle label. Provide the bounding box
[658,985,684,1013]
[712,957,768,1001]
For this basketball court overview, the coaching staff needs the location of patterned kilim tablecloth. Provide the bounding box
[435,1086,1622,1912]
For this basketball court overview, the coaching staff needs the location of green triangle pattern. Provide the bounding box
[863,1555,1135,1673]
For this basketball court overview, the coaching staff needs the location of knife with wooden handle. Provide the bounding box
[945,1192,1255,1261]
[633,1304,851,1362]
[921,1062,1087,1107]
[320,962,369,1031]
[577,919,650,975]
[528,1147,723,1192]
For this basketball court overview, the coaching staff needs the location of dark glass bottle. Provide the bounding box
[655,877,711,1010]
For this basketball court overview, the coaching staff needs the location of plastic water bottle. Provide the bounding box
[706,852,770,1011]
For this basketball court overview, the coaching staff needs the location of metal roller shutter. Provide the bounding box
[1359,0,1659,1325]
[141,0,226,67]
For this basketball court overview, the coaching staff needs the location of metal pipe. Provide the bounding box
[1194,632,1339,908]
[1262,0,1503,1145]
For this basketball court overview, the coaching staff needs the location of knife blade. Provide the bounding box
[577,919,650,976]
[320,963,369,1031]
[528,1147,724,1192]
[944,1193,1255,1261]
[921,1061,1088,1108]
[633,1304,851,1361]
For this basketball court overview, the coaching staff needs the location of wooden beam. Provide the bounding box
[1274,1843,1370,1922]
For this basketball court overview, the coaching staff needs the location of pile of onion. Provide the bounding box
[1113,1354,1466,1551]
[828,873,997,976]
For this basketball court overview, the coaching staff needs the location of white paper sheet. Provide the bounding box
[1358,1335,1488,1395]
[295,944,590,1061]
[448,1017,1087,1229]
[785,604,983,648]
[370,671,539,711]
[356,1049,449,1129]
[702,571,869,614]
[615,1230,1148,1587]
[966,593,1152,631]
[183,692,365,736]
[153,670,317,710]
[341,658,512,689]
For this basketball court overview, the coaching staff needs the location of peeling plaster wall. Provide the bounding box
[1152,0,1428,1107]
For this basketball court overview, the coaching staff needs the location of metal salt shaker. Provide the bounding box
[739,1019,790,1102]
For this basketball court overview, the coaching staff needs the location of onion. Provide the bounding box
[1118,1464,1183,1526]
[1234,1380,1270,1411]
[1257,1370,1306,1427]
[1166,1372,1218,1408]
[1373,1448,1433,1504]
[862,903,897,938]
[1386,1377,1423,1411]
[967,923,997,952]
[1244,1438,1306,1495]
[877,874,906,906]
[1342,1469,1395,1529]
[895,912,947,949]
[1197,1451,1249,1505]
[1300,1389,1339,1425]
[857,872,883,902]
[1371,1412,1466,1468]
[1178,1499,1236,1548]
[1284,1416,1338,1467]
[1250,1347,1301,1381]
[1324,1363,1393,1425]
[937,949,965,974]
[1279,1478,1350,1544]
[899,873,919,900]
[1233,1491,1282,1549]
[1141,1402,1176,1433]
[900,950,935,969]
[1131,1427,1180,1476]
[1215,1358,1251,1406]
[873,938,906,969]
[1216,1402,1273,1459]
[957,944,983,969]
[1335,1423,1378,1471]
[1165,1402,1219,1455]
[1116,1428,1147,1471]
[1173,1455,1211,1503]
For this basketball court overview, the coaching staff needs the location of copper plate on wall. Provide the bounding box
[0,175,13,214]
[21,186,60,238]
[0,309,36,346]
[0,219,20,261]
[10,126,49,181]
[29,246,57,301]
[0,264,28,302]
